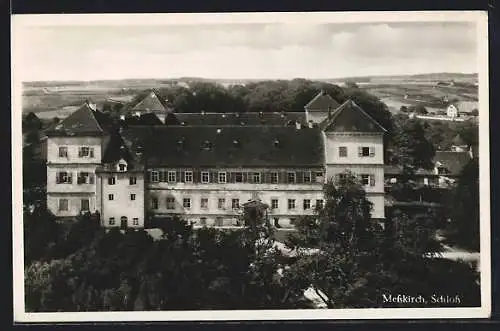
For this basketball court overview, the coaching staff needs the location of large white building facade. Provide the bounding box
[45,91,387,228]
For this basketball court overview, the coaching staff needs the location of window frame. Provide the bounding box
[183,198,191,209]
[151,197,159,209]
[361,174,370,186]
[231,198,240,209]
[166,197,176,210]
[303,199,311,210]
[270,172,279,184]
[108,176,116,185]
[129,176,137,185]
[130,194,136,201]
[132,218,139,226]
[218,198,226,210]
[338,146,348,157]
[234,172,243,183]
[316,199,324,209]
[218,172,227,184]
[184,171,193,183]
[58,146,68,158]
[200,197,209,209]
[271,199,279,210]
[81,199,90,211]
[303,171,312,183]
[252,172,261,183]
[167,171,177,183]
[287,172,296,184]
[108,194,114,201]
[109,217,115,226]
[287,199,296,210]
[201,171,210,184]
[150,171,159,183]
[58,198,69,211]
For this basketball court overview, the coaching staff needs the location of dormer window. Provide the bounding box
[233,139,240,148]
[202,140,212,151]
[274,139,280,148]
[117,158,128,172]
[217,129,222,134]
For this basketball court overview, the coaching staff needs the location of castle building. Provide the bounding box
[45,91,387,228]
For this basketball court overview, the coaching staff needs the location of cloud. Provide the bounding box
[15,22,477,81]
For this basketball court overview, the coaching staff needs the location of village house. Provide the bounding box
[44,91,387,228]
[446,100,479,118]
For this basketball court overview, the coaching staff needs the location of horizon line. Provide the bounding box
[22,71,479,84]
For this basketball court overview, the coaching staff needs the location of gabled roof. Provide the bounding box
[122,113,163,126]
[433,151,472,176]
[120,125,324,167]
[98,132,144,172]
[304,90,340,112]
[319,99,387,133]
[170,112,307,126]
[45,103,110,136]
[131,90,170,112]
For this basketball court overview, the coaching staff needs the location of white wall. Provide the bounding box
[100,172,145,228]
[47,193,96,217]
[148,183,324,228]
[325,164,384,194]
[324,133,384,165]
[306,111,329,124]
[47,136,103,164]
[367,194,385,219]
[47,164,98,193]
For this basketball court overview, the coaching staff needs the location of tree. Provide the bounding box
[393,118,436,173]
[284,173,386,308]
[409,105,428,115]
[283,171,480,308]
[445,158,479,251]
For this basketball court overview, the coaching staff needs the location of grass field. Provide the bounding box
[21,74,478,119]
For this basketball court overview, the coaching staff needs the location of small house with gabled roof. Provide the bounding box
[304,90,340,124]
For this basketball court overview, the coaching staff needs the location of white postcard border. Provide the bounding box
[11,10,491,322]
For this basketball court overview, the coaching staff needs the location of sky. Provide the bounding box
[15,21,478,82]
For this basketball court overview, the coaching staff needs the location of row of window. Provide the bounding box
[58,198,89,211]
[149,170,323,184]
[338,146,376,158]
[336,173,376,186]
[107,176,137,185]
[107,193,138,201]
[149,197,324,211]
[56,171,96,184]
[58,146,95,158]
[108,216,140,226]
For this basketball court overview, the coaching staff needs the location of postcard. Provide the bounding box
[12,11,490,322]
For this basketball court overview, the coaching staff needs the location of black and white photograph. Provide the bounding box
[12,11,490,321]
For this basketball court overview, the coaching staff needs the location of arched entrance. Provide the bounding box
[120,216,128,229]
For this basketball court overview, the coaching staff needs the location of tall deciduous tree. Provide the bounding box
[393,118,436,174]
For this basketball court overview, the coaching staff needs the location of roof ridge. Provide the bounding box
[87,105,106,132]
[348,100,387,132]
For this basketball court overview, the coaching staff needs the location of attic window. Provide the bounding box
[274,139,280,148]
[216,129,222,134]
[259,111,263,117]
[221,114,226,118]
[201,110,206,115]
[233,139,240,147]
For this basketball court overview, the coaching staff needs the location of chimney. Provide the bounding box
[295,121,301,130]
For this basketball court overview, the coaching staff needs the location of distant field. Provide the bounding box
[22,74,479,119]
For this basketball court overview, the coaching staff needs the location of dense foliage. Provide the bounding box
[283,173,480,308]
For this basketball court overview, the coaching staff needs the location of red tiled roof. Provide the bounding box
[319,99,387,133]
